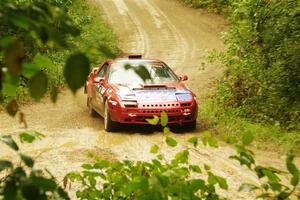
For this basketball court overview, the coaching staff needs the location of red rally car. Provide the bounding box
[85,55,198,132]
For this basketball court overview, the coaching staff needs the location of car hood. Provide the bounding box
[110,83,192,102]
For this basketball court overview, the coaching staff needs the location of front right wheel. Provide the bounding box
[170,120,197,133]
[183,120,196,131]
[104,100,118,132]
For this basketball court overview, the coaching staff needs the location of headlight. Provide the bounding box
[117,92,137,101]
[176,93,193,101]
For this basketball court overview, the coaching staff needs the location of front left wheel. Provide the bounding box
[87,97,98,117]
[104,100,118,132]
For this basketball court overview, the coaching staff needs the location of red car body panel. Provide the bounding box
[86,57,198,125]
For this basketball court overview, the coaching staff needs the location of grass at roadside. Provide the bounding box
[199,97,300,155]
[177,0,231,14]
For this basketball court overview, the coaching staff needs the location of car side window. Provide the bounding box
[98,63,109,77]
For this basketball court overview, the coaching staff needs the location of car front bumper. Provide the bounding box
[108,100,198,125]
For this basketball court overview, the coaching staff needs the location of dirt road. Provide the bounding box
[0,0,297,199]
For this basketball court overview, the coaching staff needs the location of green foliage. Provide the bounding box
[165,136,177,147]
[213,0,300,129]
[202,131,218,148]
[0,0,117,119]
[200,99,300,154]
[19,131,45,143]
[66,130,300,199]
[229,131,300,199]
[65,136,228,200]
[64,52,90,93]
[146,115,159,125]
[0,133,69,199]
[187,136,198,147]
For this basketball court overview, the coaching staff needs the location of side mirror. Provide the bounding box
[92,67,98,74]
[179,74,188,81]
[93,77,105,84]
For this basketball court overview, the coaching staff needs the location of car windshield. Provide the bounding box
[107,61,178,85]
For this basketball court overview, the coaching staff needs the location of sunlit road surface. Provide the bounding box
[0,0,298,199]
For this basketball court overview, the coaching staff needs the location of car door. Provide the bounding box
[92,63,109,115]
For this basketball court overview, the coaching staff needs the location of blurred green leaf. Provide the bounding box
[226,136,237,144]
[19,153,34,167]
[21,181,39,199]
[238,183,259,192]
[166,136,177,147]
[208,138,218,148]
[188,136,198,147]
[204,164,211,171]
[64,52,90,93]
[94,160,109,169]
[189,179,205,192]
[58,187,70,200]
[242,131,253,146]
[124,176,149,195]
[0,36,16,48]
[6,99,19,117]
[155,174,169,187]
[150,144,159,154]
[1,135,19,151]
[208,172,217,185]
[125,64,151,82]
[163,127,170,135]
[174,150,189,164]
[146,115,159,125]
[50,86,58,103]
[9,13,31,30]
[2,73,19,97]
[161,111,168,127]
[81,164,93,169]
[3,179,17,199]
[230,151,255,169]
[286,155,299,175]
[22,62,40,78]
[291,175,299,187]
[202,131,218,148]
[189,165,202,173]
[286,155,299,186]
[28,71,48,100]
[4,40,25,77]
[33,54,54,69]
[66,172,82,181]
[32,177,57,190]
[19,132,35,143]
[0,160,13,172]
[216,176,228,190]
[33,131,46,140]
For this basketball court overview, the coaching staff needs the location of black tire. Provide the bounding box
[183,120,196,131]
[170,120,196,133]
[87,97,98,117]
[104,101,118,132]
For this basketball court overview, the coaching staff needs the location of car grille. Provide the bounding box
[141,103,180,108]
[139,109,181,114]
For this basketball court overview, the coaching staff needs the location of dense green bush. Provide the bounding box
[218,0,300,129]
